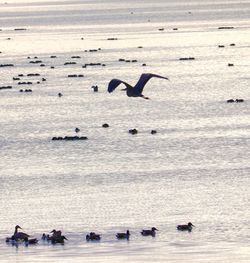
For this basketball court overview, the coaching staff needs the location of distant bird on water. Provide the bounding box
[13,225,30,240]
[177,222,195,231]
[108,73,169,99]
[116,230,130,239]
[141,227,158,236]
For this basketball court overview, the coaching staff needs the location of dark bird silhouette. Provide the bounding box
[108,73,169,99]
[24,237,38,246]
[50,229,62,238]
[13,225,30,240]
[141,227,158,236]
[86,232,101,241]
[51,235,68,244]
[177,222,195,231]
[116,230,130,239]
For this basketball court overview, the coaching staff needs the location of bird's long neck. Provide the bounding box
[14,227,18,235]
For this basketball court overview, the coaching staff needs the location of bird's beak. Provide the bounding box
[191,224,195,227]
[64,237,68,240]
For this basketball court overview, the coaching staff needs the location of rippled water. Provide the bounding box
[0,0,250,262]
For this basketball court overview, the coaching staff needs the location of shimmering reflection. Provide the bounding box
[0,0,250,262]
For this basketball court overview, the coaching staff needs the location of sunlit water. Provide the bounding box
[0,0,250,262]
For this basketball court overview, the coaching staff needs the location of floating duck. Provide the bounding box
[108,73,169,99]
[51,235,68,244]
[6,236,19,246]
[86,232,101,241]
[116,230,130,239]
[92,85,98,92]
[141,227,158,236]
[177,222,195,231]
[13,225,30,240]
[129,128,138,135]
[24,237,38,246]
[50,229,62,238]
[102,123,109,128]
[42,233,53,241]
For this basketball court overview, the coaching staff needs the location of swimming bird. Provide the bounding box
[51,235,68,244]
[86,232,101,241]
[177,222,195,231]
[141,227,158,236]
[42,233,48,241]
[6,236,19,246]
[116,230,130,239]
[13,225,30,240]
[24,237,38,246]
[50,229,62,238]
[108,73,169,99]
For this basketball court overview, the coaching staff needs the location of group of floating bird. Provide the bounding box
[6,223,194,246]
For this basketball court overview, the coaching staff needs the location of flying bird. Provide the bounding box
[108,73,169,99]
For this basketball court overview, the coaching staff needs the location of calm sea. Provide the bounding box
[0,0,250,262]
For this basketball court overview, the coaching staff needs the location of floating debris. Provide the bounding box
[29,60,42,64]
[14,28,27,31]
[64,62,77,65]
[18,82,32,85]
[218,26,234,29]
[27,73,40,77]
[179,57,195,60]
[52,136,88,141]
[0,64,14,67]
[68,74,84,78]
[0,86,12,90]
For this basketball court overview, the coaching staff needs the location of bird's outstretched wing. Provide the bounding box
[108,79,132,93]
[134,73,169,94]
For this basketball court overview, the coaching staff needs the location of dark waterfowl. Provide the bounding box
[141,227,158,236]
[86,232,101,241]
[13,225,30,240]
[42,233,48,241]
[108,73,169,99]
[177,222,194,231]
[116,230,130,239]
[102,123,109,128]
[42,233,53,241]
[6,236,19,246]
[129,128,138,135]
[51,235,68,244]
[50,229,62,238]
[24,237,38,246]
[92,85,98,92]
